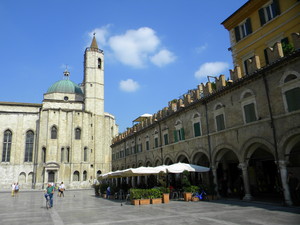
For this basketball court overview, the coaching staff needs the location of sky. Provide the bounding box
[0,0,248,133]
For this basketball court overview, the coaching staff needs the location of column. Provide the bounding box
[238,162,252,200]
[278,160,292,206]
[211,166,220,198]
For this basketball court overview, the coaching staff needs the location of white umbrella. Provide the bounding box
[166,162,210,173]
[121,166,167,177]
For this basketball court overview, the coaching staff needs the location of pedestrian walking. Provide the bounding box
[58,182,65,197]
[14,183,20,197]
[11,183,15,197]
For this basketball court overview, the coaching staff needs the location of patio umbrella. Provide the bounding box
[166,162,210,173]
[121,166,167,177]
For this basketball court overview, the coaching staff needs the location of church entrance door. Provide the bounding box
[48,171,55,183]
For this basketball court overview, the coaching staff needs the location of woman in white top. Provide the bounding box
[58,182,65,197]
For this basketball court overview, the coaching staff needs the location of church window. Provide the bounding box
[98,58,102,69]
[83,171,87,181]
[51,126,57,139]
[61,148,64,162]
[84,147,88,162]
[2,130,12,162]
[75,128,81,140]
[73,171,80,181]
[24,130,34,162]
[42,147,46,163]
[66,147,70,163]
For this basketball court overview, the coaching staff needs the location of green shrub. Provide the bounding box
[157,186,170,193]
[130,188,163,199]
[130,189,142,200]
[183,185,199,193]
[100,183,108,194]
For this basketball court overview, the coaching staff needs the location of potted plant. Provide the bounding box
[139,189,151,205]
[182,170,192,201]
[130,189,142,205]
[158,187,170,203]
[150,188,163,204]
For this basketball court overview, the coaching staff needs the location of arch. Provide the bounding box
[214,102,224,110]
[18,172,26,184]
[75,127,81,140]
[248,148,279,197]
[192,152,210,167]
[83,170,87,181]
[174,151,190,163]
[73,171,80,181]
[83,147,88,162]
[164,157,173,165]
[278,127,300,158]
[212,143,240,163]
[51,126,58,139]
[28,172,34,184]
[145,161,152,167]
[155,159,161,166]
[24,130,34,163]
[176,154,189,163]
[280,70,300,85]
[240,89,255,100]
[42,147,46,163]
[241,137,275,162]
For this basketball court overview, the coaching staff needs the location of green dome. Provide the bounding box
[47,79,83,94]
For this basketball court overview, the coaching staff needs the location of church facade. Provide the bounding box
[0,36,118,189]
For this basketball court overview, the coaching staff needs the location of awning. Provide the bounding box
[98,163,209,180]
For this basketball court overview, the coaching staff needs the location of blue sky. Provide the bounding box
[0,0,247,133]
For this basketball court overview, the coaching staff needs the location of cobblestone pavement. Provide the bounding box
[0,189,299,225]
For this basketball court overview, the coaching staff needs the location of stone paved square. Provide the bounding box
[0,189,299,225]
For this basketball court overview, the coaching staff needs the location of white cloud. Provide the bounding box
[150,49,176,67]
[89,25,111,47]
[194,62,229,79]
[119,79,140,92]
[196,43,208,54]
[109,27,160,68]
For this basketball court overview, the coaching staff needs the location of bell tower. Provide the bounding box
[84,34,104,115]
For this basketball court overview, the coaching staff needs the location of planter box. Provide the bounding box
[151,198,162,204]
[162,193,169,204]
[139,199,150,205]
[183,192,192,201]
[131,199,140,205]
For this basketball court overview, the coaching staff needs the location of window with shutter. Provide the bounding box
[194,122,201,137]
[174,130,178,142]
[216,114,225,131]
[259,0,280,26]
[164,134,169,145]
[285,88,300,112]
[244,103,257,123]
